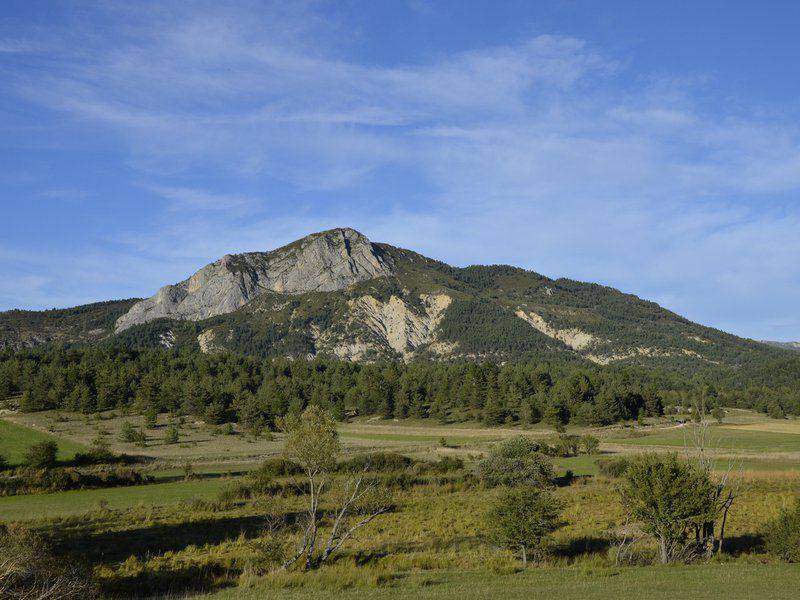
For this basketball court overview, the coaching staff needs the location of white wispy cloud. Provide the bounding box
[3,1,800,339]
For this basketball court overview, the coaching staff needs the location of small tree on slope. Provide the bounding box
[280,406,392,570]
[487,486,564,567]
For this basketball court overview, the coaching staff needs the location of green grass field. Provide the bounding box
[0,476,231,521]
[1,410,798,599]
[0,418,88,465]
[609,425,800,453]
[208,564,800,600]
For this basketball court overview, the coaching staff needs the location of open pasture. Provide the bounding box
[0,409,798,599]
[0,417,87,465]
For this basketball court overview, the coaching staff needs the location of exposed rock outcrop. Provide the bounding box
[315,293,452,360]
[116,228,394,331]
[515,309,597,351]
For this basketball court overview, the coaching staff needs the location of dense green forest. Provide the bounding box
[0,347,796,427]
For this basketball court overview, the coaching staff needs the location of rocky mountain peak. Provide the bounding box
[114,228,394,332]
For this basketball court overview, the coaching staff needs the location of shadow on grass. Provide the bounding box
[722,533,764,556]
[50,513,295,564]
[555,535,611,558]
[102,563,235,598]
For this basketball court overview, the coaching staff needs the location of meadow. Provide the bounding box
[1,409,798,599]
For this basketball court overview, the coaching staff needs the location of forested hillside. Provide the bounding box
[1,347,796,427]
[1,229,797,388]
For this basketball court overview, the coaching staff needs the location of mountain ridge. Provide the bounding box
[1,228,795,376]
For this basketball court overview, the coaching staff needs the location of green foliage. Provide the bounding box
[486,486,564,565]
[765,498,800,562]
[338,452,414,473]
[144,406,158,429]
[1,345,798,433]
[279,405,340,473]
[74,433,115,465]
[22,440,58,469]
[0,453,8,472]
[596,456,633,478]
[165,424,180,445]
[579,435,600,455]
[620,454,718,563]
[119,421,146,445]
[477,436,555,488]
[0,466,151,496]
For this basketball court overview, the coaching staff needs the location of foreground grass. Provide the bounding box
[0,418,87,465]
[209,564,800,600]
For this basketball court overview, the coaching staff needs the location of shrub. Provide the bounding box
[486,486,564,566]
[765,498,800,562]
[338,452,414,473]
[579,435,600,455]
[164,424,180,445]
[0,467,152,496]
[477,437,555,488]
[120,422,146,445]
[254,457,303,478]
[0,524,98,598]
[419,456,464,475]
[552,434,581,457]
[144,407,158,429]
[22,441,58,469]
[597,456,632,478]
[74,434,115,465]
[0,454,8,472]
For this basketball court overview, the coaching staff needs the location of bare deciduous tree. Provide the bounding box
[278,406,392,570]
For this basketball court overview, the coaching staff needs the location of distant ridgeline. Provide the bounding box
[0,347,797,426]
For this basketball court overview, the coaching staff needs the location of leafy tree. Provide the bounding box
[23,441,58,470]
[487,486,564,566]
[620,454,719,563]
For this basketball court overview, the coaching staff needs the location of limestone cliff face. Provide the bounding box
[316,293,452,360]
[115,228,394,332]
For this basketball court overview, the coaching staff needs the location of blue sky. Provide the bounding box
[2,1,800,341]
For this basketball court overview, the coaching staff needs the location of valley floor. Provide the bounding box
[0,409,798,598]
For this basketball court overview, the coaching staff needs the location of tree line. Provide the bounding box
[0,347,797,427]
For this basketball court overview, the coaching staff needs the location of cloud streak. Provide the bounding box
[2,2,800,340]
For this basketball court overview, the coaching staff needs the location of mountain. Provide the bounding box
[1,228,794,374]
[0,300,138,351]
[762,341,800,352]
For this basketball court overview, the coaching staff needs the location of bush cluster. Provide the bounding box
[765,498,800,562]
[0,466,152,496]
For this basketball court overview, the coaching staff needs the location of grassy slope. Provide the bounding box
[209,565,800,600]
[0,418,87,465]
